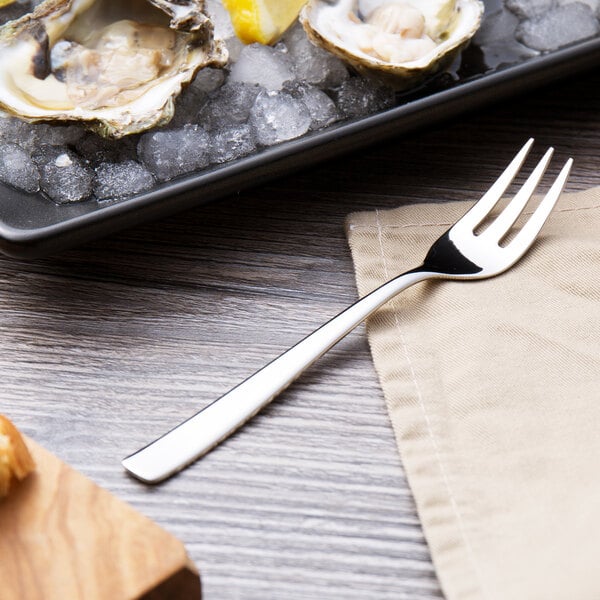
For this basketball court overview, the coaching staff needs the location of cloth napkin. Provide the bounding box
[345,187,600,600]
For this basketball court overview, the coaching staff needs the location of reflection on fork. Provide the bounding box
[123,138,573,484]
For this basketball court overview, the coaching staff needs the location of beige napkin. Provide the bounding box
[345,187,600,600]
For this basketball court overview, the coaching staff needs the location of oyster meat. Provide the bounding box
[0,0,228,137]
[300,0,484,89]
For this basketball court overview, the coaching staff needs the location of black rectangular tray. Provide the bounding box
[1,8,600,258]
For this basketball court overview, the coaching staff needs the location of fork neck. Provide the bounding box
[421,231,483,276]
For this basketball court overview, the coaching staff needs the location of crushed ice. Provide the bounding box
[0,0,598,204]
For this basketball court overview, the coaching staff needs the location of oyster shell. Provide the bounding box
[0,0,228,137]
[300,0,484,89]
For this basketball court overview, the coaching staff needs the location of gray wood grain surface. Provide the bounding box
[1,68,599,600]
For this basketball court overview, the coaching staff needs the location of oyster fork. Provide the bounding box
[123,139,572,484]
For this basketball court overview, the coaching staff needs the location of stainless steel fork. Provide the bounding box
[123,139,573,484]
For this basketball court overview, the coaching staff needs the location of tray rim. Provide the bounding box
[1,34,600,258]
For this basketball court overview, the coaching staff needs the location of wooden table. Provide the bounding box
[1,67,598,599]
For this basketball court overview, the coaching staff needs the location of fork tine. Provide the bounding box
[460,138,534,229]
[507,158,573,257]
[483,146,554,242]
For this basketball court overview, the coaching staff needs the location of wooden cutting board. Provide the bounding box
[0,438,201,600]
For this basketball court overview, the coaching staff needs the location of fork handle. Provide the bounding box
[123,268,434,483]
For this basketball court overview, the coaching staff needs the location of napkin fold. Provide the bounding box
[345,187,600,600]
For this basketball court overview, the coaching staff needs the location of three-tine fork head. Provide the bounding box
[436,138,573,278]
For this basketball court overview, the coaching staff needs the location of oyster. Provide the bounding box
[300,0,483,89]
[0,0,228,137]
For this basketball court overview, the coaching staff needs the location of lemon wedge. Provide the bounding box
[222,0,307,45]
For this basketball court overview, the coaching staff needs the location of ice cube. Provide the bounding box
[474,8,539,68]
[0,142,40,194]
[475,8,521,45]
[196,82,261,131]
[191,68,226,95]
[286,84,340,130]
[228,43,294,91]
[94,160,155,200]
[204,0,236,40]
[558,0,600,15]
[225,35,245,63]
[505,0,556,18]
[170,68,226,128]
[34,123,86,146]
[210,124,257,164]
[170,88,209,129]
[249,89,312,146]
[33,146,94,204]
[335,77,395,119]
[0,115,39,152]
[283,24,350,89]
[516,3,600,51]
[137,124,211,181]
[75,132,137,166]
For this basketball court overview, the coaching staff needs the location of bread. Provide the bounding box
[0,415,35,498]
